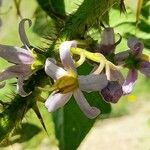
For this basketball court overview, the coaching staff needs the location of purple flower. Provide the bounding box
[115,37,150,94]
[0,18,33,96]
[122,69,138,94]
[91,55,124,103]
[97,27,122,56]
[93,27,124,102]
[101,81,123,103]
[98,64,124,103]
[45,41,108,119]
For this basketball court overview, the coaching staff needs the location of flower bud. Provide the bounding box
[98,28,115,55]
[101,81,123,103]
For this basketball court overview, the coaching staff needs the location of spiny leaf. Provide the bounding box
[36,0,67,20]
[33,7,63,37]
[0,95,32,142]
[0,69,51,143]
[61,0,120,39]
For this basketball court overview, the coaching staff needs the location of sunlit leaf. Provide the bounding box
[52,62,111,150]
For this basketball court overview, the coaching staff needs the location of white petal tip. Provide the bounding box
[59,41,77,71]
[122,86,132,95]
[19,91,32,97]
[60,41,77,49]
[45,58,66,80]
[45,100,53,112]
[19,18,32,48]
[45,92,72,112]
[87,107,101,119]
[17,77,32,97]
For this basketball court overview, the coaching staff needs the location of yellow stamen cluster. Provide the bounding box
[52,71,78,94]
[71,47,120,75]
[140,54,150,62]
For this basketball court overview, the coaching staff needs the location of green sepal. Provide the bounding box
[124,53,140,69]
[31,49,46,71]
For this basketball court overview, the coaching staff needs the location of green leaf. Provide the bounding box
[33,7,58,36]
[141,0,150,19]
[36,0,66,20]
[0,96,31,142]
[36,0,85,19]
[61,0,120,39]
[0,123,41,147]
[0,70,50,143]
[53,92,111,150]
[52,62,111,150]
[109,3,150,51]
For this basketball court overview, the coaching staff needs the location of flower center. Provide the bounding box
[125,53,140,69]
[52,71,79,94]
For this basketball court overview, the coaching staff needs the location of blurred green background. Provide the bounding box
[0,0,150,150]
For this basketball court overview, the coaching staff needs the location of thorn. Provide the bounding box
[114,33,122,46]
[100,22,106,29]
[32,104,48,135]
[120,0,127,14]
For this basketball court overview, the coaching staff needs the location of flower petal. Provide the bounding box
[0,44,33,64]
[101,28,115,45]
[19,18,32,49]
[122,69,138,94]
[109,68,124,84]
[106,63,124,85]
[59,41,77,71]
[45,58,67,80]
[0,64,32,82]
[139,61,150,77]
[17,77,31,97]
[73,89,100,119]
[45,92,72,112]
[78,74,108,92]
[127,37,144,56]
[98,28,115,55]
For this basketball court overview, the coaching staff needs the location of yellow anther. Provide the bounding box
[52,71,78,94]
[140,54,149,62]
[75,51,86,67]
[71,47,121,76]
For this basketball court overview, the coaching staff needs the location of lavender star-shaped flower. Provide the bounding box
[115,37,150,94]
[0,18,33,96]
[44,41,108,119]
